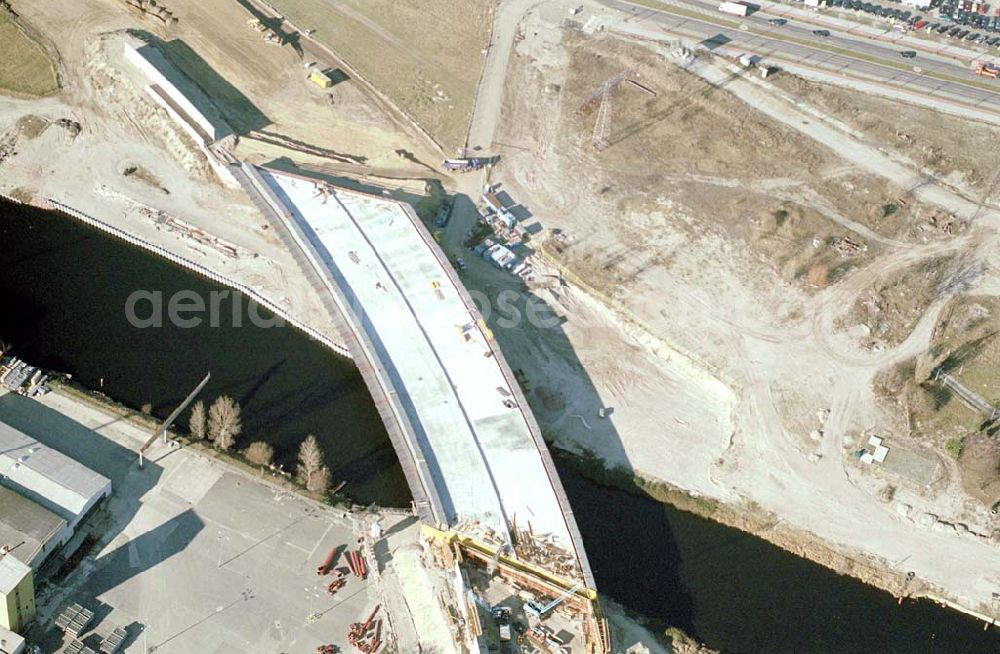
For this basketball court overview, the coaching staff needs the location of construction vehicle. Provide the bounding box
[492,606,512,642]
[975,62,1000,78]
[525,625,570,654]
[524,582,582,620]
[442,157,490,172]
[718,0,750,16]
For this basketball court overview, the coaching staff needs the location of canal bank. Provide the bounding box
[554,450,1000,653]
[2,197,999,653]
[0,195,409,506]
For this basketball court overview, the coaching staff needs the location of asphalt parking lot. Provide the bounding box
[0,391,381,654]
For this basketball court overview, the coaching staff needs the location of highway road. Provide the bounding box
[599,0,1000,109]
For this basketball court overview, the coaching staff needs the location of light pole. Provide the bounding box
[216,531,229,568]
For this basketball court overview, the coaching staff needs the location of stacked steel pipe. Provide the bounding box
[347,549,368,579]
[317,545,343,576]
[347,606,381,652]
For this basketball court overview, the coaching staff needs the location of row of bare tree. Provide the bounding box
[188,396,243,449]
[188,397,332,493]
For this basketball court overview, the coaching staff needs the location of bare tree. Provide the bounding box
[308,466,332,494]
[189,400,207,440]
[208,396,242,450]
[244,441,274,466]
[297,435,329,492]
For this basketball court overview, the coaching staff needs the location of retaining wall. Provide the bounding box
[40,198,351,358]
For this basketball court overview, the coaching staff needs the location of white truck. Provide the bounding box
[718,0,750,16]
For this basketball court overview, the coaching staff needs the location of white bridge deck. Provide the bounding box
[253,168,591,581]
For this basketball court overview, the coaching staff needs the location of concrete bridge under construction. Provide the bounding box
[236,164,608,651]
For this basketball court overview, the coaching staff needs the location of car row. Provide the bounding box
[826,0,1000,46]
[938,1,1000,34]
[827,0,917,22]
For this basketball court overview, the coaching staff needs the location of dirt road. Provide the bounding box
[462,0,1000,620]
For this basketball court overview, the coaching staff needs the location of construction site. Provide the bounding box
[1,0,1000,651]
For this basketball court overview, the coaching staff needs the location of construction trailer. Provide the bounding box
[718,0,750,16]
[310,70,334,88]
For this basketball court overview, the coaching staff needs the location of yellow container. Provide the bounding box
[309,71,333,88]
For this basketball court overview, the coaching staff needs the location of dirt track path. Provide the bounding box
[465,0,544,153]
[684,56,1000,224]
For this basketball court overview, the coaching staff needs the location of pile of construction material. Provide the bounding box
[510,521,582,581]
[123,0,178,25]
[63,640,97,654]
[346,605,381,653]
[100,627,128,654]
[346,547,368,580]
[55,603,95,639]
[317,544,348,596]
[831,235,867,257]
[0,356,50,396]
[316,543,368,601]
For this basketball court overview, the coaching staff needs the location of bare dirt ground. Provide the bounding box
[4,0,1000,632]
[773,74,1000,204]
[0,0,447,348]
[479,0,1000,618]
[266,0,493,151]
[875,295,1000,504]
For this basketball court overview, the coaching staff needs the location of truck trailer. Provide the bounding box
[442,157,490,172]
[718,1,750,16]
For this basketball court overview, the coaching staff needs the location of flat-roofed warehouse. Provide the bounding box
[0,487,70,570]
[0,421,111,531]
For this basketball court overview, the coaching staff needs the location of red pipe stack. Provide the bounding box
[316,544,343,576]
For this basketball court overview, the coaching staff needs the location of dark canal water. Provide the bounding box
[2,198,998,653]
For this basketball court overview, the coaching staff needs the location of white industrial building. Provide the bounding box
[0,422,111,532]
